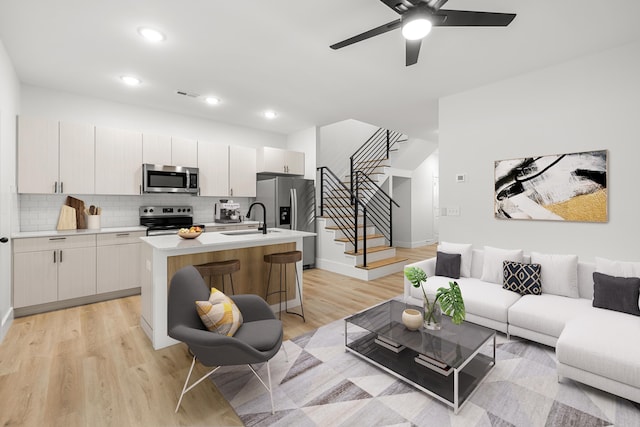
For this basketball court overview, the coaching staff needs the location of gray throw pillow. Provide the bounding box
[435,251,461,279]
[592,272,640,316]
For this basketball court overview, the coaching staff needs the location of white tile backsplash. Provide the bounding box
[18,194,254,231]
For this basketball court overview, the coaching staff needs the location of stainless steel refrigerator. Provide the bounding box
[256,177,316,268]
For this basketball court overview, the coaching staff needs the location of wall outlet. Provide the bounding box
[446,207,460,216]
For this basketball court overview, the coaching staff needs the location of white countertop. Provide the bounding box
[11,226,148,239]
[11,221,262,239]
[140,228,315,253]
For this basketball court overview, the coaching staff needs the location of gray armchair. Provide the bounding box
[168,265,283,413]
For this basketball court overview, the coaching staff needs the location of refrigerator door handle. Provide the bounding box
[290,188,298,230]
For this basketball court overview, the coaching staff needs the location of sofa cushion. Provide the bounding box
[592,272,640,316]
[424,276,520,324]
[531,252,579,298]
[438,242,473,278]
[435,251,461,279]
[595,257,640,278]
[503,261,542,295]
[508,294,593,338]
[481,246,524,285]
[557,309,640,388]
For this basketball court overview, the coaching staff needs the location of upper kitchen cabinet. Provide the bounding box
[18,116,95,194]
[95,126,142,195]
[257,146,305,175]
[229,145,257,197]
[171,137,198,167]
[143,134,197,167]
[198,141,229,196]
[142,133,172,165]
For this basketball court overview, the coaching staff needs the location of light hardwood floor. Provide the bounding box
[0,245,436,427]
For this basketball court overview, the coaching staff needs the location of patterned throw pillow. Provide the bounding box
[195,287,243,336]
[503,261,542,295]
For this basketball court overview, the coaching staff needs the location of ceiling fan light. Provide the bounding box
[402,18,432,40]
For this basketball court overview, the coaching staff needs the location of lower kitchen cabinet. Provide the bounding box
[13,235,97,308]
[97,231,144,293]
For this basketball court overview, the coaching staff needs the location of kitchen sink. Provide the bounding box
[221,229,281,236]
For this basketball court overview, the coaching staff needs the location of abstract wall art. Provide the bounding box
[494,150,608,222]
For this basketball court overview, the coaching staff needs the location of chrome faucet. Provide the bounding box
[247,202,267,234]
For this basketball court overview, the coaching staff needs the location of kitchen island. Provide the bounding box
[139,228,315,350]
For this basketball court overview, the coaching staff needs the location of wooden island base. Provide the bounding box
[167,242,297,304]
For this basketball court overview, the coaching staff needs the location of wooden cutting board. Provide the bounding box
[57,205,77,230]
[65,196,87,229]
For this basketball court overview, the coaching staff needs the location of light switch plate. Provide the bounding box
[446,207,460,216]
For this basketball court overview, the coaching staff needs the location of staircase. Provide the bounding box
[316,128,409,280]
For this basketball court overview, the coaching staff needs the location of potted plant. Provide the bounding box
[404,266,466,330]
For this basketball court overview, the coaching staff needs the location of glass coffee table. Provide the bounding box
[344,299,495,414]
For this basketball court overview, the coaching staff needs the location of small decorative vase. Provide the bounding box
[402,309,422,331]
[424,300,442,330]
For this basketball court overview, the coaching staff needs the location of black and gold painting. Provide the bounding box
[494,150,607,222]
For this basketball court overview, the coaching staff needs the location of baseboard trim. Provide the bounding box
[394,239,437,249]
[1,306,14,344]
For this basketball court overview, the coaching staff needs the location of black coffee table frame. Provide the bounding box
[344,299,495,414]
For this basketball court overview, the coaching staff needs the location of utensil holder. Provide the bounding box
[87,215,101,230]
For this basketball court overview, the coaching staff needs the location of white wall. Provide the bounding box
[318,119,378,178]
[439,40,640,262]
[0,39,20,342]
[21,85,287,150]
[286,126,318,181]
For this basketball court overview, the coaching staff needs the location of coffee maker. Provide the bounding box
[214,200,241,223]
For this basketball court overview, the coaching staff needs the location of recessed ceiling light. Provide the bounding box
[205,97,221,105]
[120,75,142,86]
[264,110,278,119]
[138,27,165,43]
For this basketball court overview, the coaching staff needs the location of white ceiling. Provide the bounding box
[1,0,640,140]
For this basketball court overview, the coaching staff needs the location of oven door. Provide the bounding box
[142,164,199,194]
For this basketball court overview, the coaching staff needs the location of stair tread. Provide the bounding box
[354,158,389,164]
[325,224,367,230]
[356,257,409,270]
[344,245,394,256]
[319,215,363,219]
[335,233,384,243]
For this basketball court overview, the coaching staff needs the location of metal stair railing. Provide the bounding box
[354,171,400,247]
[317,166,371,266]
[349,128,406,197]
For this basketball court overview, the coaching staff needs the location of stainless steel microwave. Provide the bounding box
[142,164,199,194]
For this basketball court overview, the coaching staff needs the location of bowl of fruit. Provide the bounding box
[178,226,203,239]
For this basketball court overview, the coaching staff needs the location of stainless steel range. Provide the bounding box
[140,205,205,236]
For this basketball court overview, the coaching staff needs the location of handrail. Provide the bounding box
[356,171,400,208]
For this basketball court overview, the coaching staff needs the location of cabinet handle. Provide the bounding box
[116,233,130,237]
[140,184,142,195]
[60,182,64,193]
[49,237,67,241]
[53,251,56,263]
[54,181,58,193]
[230,188,233,197]
[59,250,63,263]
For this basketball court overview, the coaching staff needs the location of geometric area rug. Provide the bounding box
[214,317,640,427]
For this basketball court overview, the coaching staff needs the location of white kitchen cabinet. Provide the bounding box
[18,117,95,194]
[17,116,59,193]
[198,141,229,196]
[59,121,95,194]
[13,235,97,308]
[229,145,257,197]
[257,146,305,175]
[171,137,198,167]
[143,133,172,165]
[97,231,144,294]
[95,126,143,195]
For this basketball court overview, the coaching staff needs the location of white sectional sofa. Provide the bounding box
[403,247,640,404]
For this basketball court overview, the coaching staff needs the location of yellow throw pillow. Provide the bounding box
[195,287,243,336]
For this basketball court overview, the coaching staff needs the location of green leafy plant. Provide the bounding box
[404,266,466,325]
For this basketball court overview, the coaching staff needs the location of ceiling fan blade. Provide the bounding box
[330,19,401,50]
[406,39,422,66]
[433,10,516,27]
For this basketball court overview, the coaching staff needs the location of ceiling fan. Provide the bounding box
[330,0,516,66]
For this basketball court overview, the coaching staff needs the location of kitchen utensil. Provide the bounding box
[89,205,96,215]
[65,196,87,229]
[57,205,77,230]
